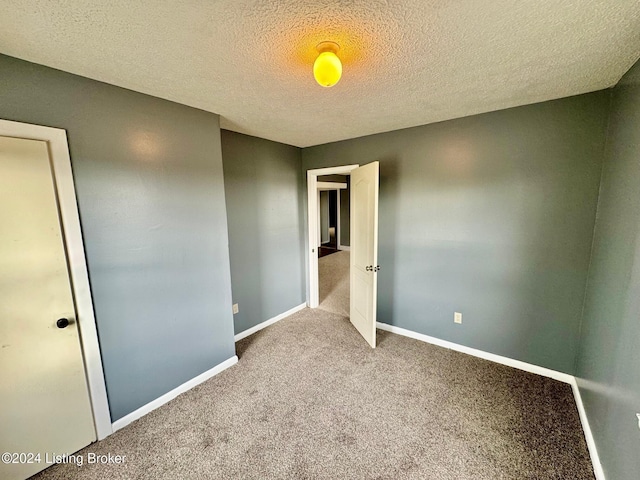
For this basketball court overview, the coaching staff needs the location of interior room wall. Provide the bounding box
[302,91,610,374]
[575,58,640,480]
[221,130,305,336]
[0,54,236,421]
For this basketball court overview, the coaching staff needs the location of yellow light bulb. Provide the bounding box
[313,42,342,88]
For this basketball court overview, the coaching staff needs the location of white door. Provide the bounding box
[349,161,379,348]
[0,136,96,480]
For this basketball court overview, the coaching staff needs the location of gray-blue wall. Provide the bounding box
[221,130,305,335]
[0,54,236,421]
[302,92,609,374]
[576,59,640,480]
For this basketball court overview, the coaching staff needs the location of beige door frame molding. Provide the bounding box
[0,119,112,440]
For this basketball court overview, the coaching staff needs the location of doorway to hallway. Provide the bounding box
[318,176,349,258]
[306,163,380,348]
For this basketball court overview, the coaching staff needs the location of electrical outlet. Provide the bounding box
[454,312,462,324]
[636,413,640,430]
[232,303,239,314]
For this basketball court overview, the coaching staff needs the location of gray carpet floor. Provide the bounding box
[33,257,594,478]
[318,249,350,317]
[33,306,595,479]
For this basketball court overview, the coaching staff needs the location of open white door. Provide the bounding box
[349,161,379,348]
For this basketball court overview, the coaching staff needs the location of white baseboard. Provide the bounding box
[235,303,306,342]
[112,355,238,432]
[376,322,605,479]
[338,245,350,251]
[376,322,573,383]
[569,379,606,480]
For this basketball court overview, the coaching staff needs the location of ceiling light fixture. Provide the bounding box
[313,41,342,88]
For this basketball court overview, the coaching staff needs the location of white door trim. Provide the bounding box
[317,181,347,190]
[336,189,341,251]
[307,165,358,307]
[317,191,321,246]
[0,119,113,440]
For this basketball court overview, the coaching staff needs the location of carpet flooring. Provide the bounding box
[32,307,594,479]
[318,249,350,317]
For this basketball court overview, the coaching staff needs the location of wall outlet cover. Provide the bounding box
[454,312,462,324]
[232,303,239,314]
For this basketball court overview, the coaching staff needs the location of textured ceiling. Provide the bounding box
[1,1,639,147]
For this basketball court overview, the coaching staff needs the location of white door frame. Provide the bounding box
[336,190,341,250]
[0,119,112,440]
[307,165,358,308]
